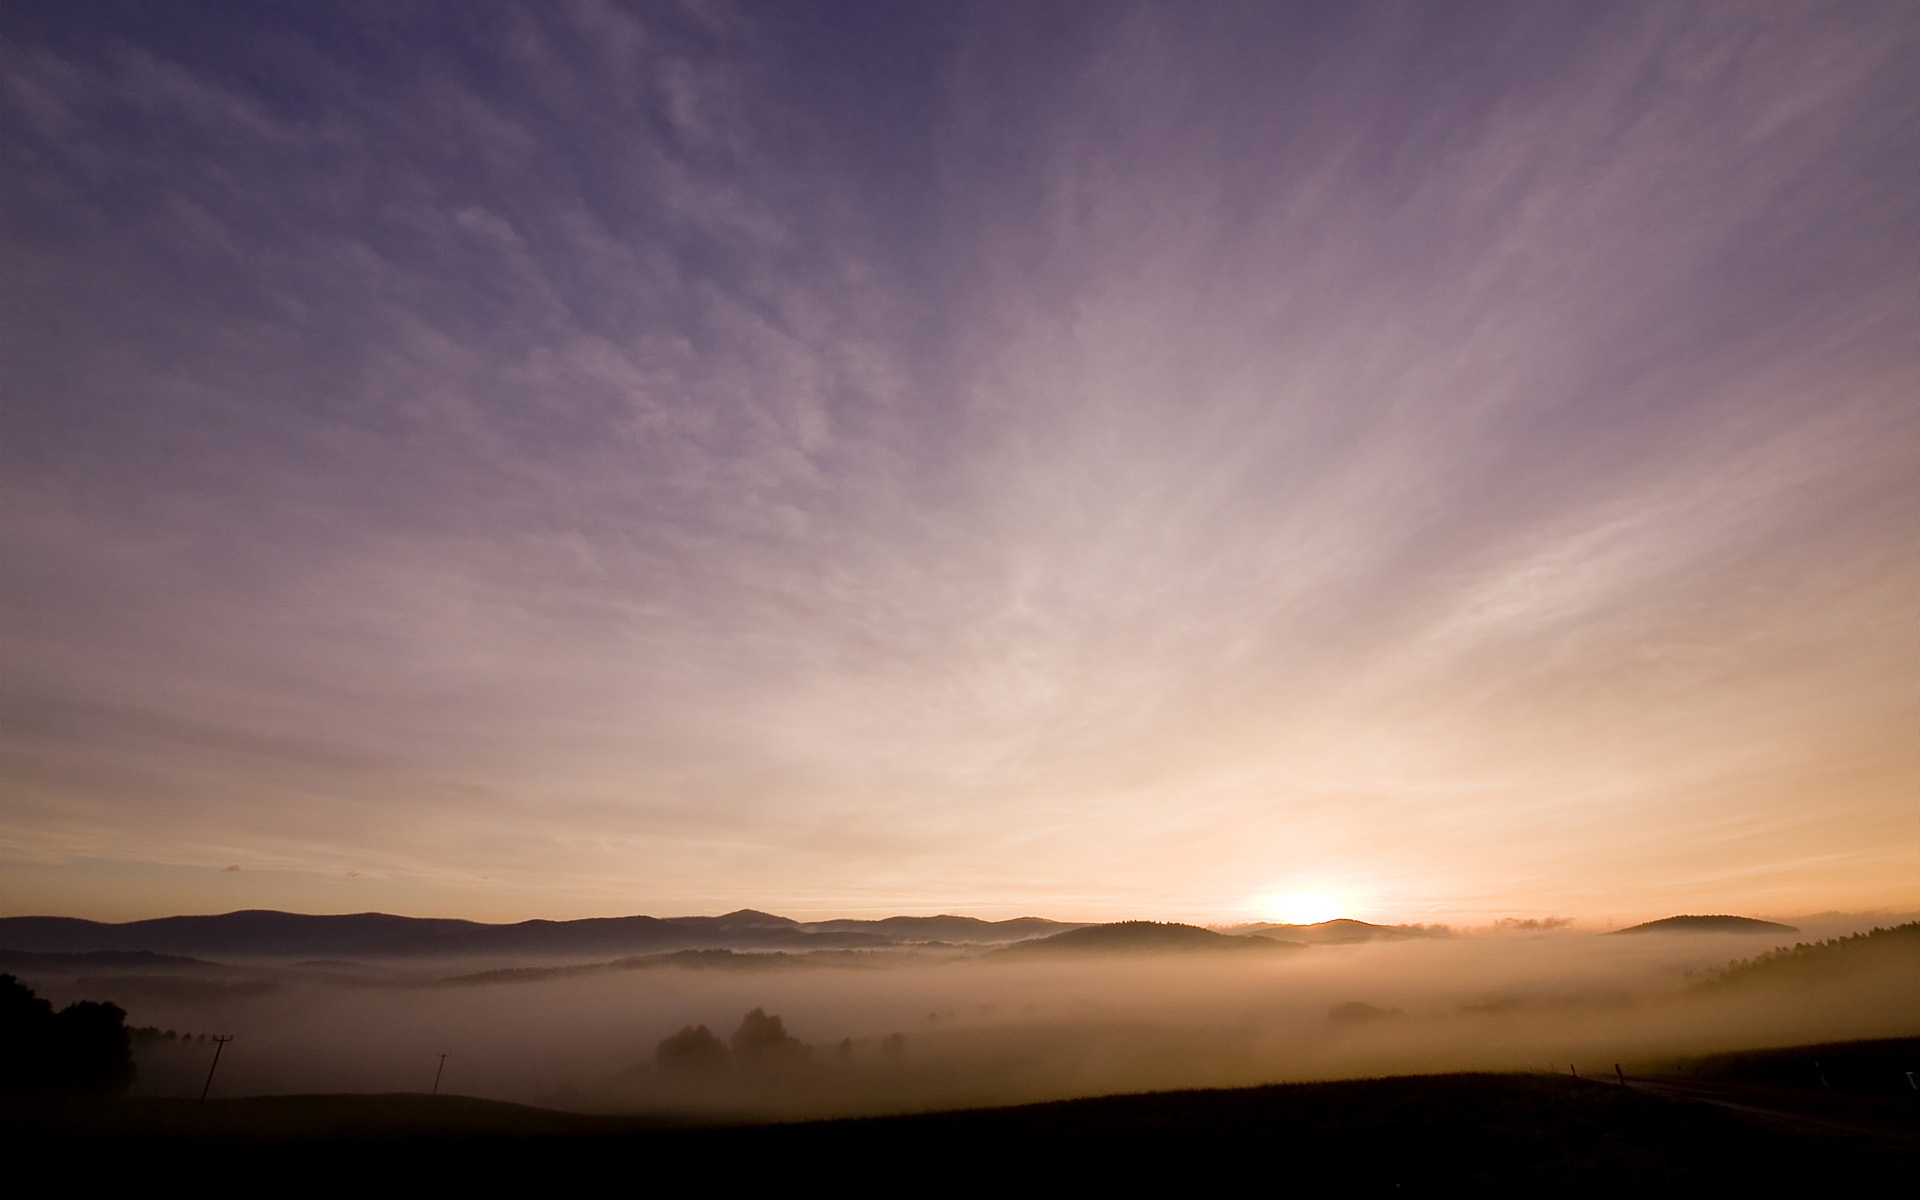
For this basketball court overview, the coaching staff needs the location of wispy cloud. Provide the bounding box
[1,2,1912,922]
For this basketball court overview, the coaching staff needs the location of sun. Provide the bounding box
[1263,892,1341,925]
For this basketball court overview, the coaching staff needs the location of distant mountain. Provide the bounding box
[0,908,1082,960]
[1226,919,1452,944]
[661,909,803,936]
[993,921,1303,957]
[0,911,706,958]
[1611,915,1798,935]
[807,915,1080,942]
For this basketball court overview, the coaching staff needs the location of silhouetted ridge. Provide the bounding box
[1611,915,1798,935]
[692,910,803,928]
[808,915,1080,941]
[0,909,1082,959]
[994,921,1301,957]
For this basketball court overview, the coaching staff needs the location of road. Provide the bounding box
[1613,1072,1920,1144]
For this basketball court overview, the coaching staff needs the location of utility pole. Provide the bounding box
[200,1035,234,1101]
[432,1053,449,1096]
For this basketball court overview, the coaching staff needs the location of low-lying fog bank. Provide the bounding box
[11,916,1915,1120]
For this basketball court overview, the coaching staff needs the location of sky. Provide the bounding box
[1,1,1914,926]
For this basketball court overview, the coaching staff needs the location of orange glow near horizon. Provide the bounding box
[1259,893,1344,926]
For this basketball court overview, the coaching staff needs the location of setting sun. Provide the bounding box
[1264,893,1342,926]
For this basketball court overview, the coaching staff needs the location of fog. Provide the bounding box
[27,917,1917,1121]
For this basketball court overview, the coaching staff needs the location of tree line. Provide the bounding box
[1693,922,1920,989]
[655,1007,906,1077]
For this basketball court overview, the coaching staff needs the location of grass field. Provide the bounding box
[7,1051,1913,1191]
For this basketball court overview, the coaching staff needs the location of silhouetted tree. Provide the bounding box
[730,1007,808,1069]
[54,1001,136,1093]
[0,974,134,1094]
[0,974,55,1092]
[655,1024,730,1075]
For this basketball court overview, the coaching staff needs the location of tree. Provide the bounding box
[729,1007,808,1069]
[655,1023,730,1075]
[0,974,135,1094]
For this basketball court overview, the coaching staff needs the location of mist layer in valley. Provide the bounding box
[7,912,1913,1121]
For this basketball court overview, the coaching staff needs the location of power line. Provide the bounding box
[200,1035,234,1101]
[432,1053,448,1096]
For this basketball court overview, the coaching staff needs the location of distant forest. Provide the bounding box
[1693,923,1919,990]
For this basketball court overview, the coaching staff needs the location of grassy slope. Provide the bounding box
[5,1068,1911,1190]
[1642,1036,1920,1097]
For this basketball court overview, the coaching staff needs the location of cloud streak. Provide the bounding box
[1,2,1913,923]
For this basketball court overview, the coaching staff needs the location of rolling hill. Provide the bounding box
[1612,915,1798,935]
[991,921,1302,957]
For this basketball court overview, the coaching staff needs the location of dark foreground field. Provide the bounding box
[7,1064,1914,1191]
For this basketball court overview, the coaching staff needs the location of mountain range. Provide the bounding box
[0,909,1445,960]
[0,909,1077,959]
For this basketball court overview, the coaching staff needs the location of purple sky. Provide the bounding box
[2,2,1914,924]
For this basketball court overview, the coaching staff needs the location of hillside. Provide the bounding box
[1612,915,1798,935]
[992,921,1300,957]
[1692,923,1920,990]
[4,1070,1908,1187]
[1643,1036,1920,1098]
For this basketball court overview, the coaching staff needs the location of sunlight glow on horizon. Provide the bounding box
[1259,893,1344,926]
